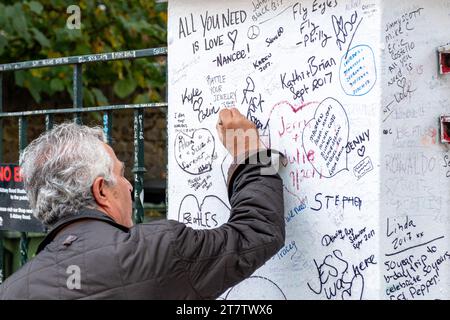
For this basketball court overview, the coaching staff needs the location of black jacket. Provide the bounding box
[0,161,285,299]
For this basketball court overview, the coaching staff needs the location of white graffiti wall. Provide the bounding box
[167,0,450,299]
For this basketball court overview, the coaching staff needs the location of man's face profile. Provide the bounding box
[99,143,134,228]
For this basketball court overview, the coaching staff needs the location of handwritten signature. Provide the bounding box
[181,87,219,122]
[307,249,376,299]
[332,11,363,58]
[242,76,266,129]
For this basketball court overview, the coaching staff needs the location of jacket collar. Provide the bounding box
[37,208,129,254]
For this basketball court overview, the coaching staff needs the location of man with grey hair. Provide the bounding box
[0,108,285,299]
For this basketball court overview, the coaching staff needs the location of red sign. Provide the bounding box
[0,165,23,183]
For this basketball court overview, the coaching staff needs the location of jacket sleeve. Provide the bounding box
[170,150,285,299]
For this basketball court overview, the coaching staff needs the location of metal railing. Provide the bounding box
[0,47,168,282]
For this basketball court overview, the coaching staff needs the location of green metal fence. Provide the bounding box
[0,47,168,283]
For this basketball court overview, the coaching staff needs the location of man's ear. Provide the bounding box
[92,176,109,207]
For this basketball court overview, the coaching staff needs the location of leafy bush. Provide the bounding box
[0,0,167,106]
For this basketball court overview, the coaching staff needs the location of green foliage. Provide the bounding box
[0,0,167,106]
[114,77,137,99]
[28,2,44,15]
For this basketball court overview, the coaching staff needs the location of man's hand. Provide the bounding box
[216,108,262,160]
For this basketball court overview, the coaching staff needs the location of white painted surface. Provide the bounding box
[167,0,450,299]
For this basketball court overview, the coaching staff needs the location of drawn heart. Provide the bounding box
[228,29,238,50]
[264,101,319,195]
[178,194,230,230]
[271,101,313,114]
[223,276,286,300]
[290,101,316,113]
[192,97,203,111]
[174,129,215,175]
[302,97,350,178]
[357,146,366,157]
[397,77,406,88]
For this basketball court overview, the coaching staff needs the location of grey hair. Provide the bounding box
[19,122,116,226]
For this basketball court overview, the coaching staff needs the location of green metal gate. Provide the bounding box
[0,47,168,283]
